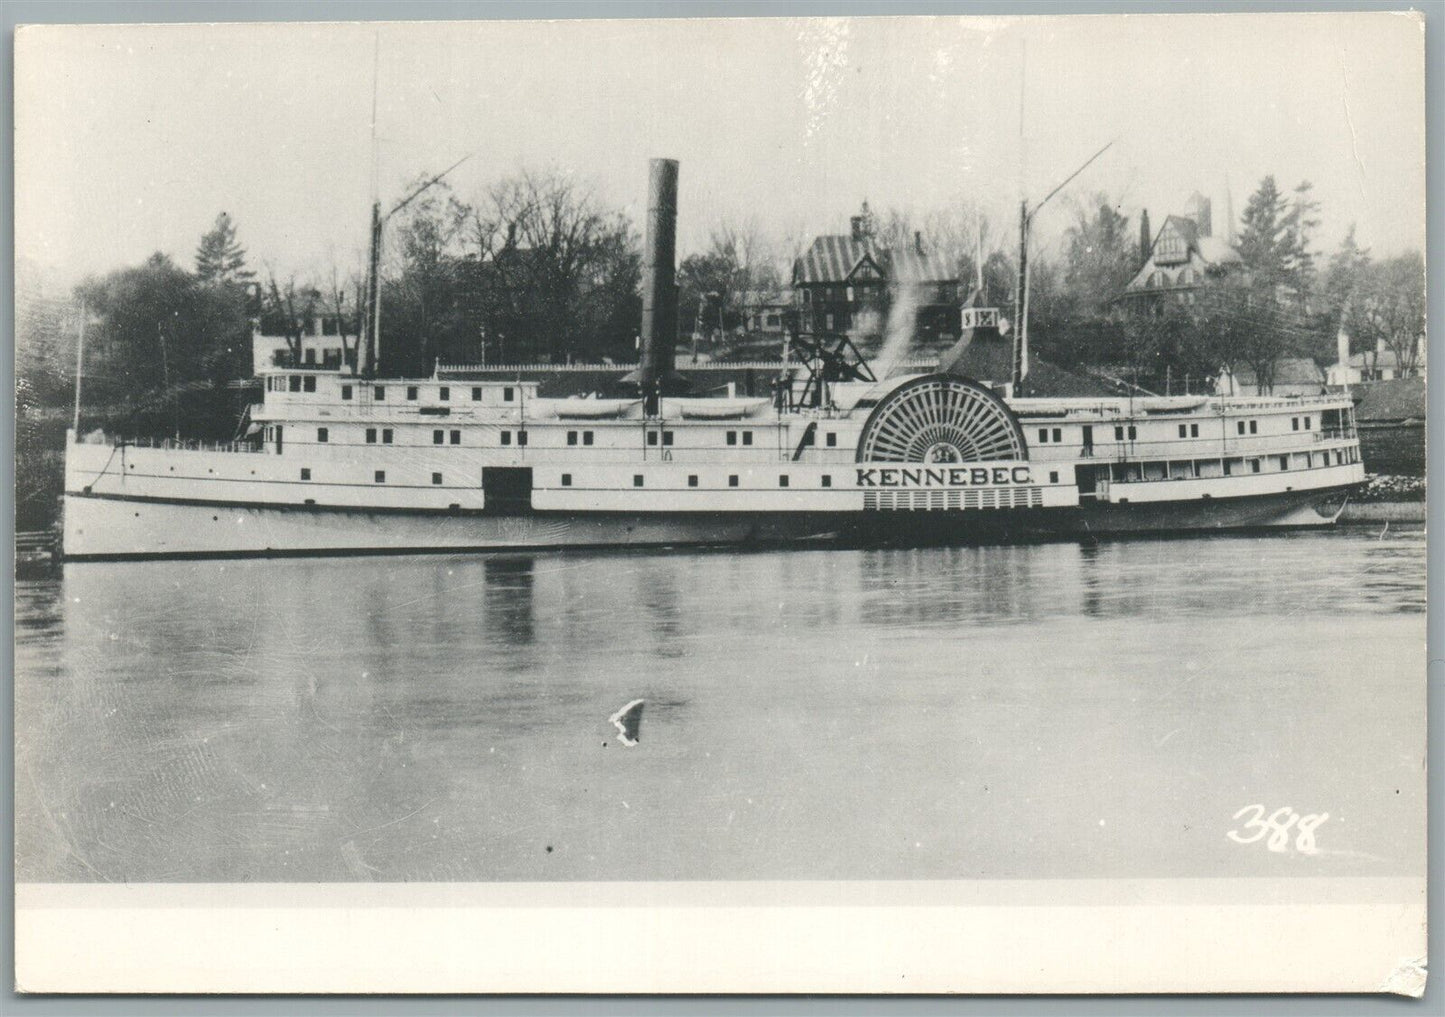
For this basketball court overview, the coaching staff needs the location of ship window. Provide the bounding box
[779,475,789,487]
[633,475,644,487]
[567,431,578,446]
[826,432,837,447]
[1038,428,1049,443]
[1251,459,1261,473]
[517,431,527,446]
[742,432,753,446]
[1114,426,1124,441]
[365,428,377,444]
[561,474,572,487]
[822,475,832,487]
[802,431,815,446]
[1237,421,1246,435]
[1128,426,1137,440]
[663,431,674,446]
[341,385,353,400]
[1249,420,1258,434]
[300,468,311,480]
[1223,460,1232,476]
[315,428,327,444]
[726,431,737,446]
[1178,424,1187,438]
[450,430,460,445]
[1049,471,1059,483]
[374,386,385,400]
[382,429,393,444]
[432,473,443,485]
[1335,450,1343,465]
[1279,455,1289,471]
[289,376,301,392]
[647,431,658,446]
[1291,417,1299,431]
[728,475,739,487]
[501,431,512,445]
[1052,428,1062,443]
[304,376,317,393]
[1191,424,1199,438]
[472,387,482,401]
[688,475,698,487]
[439,387,450,401]
[433,430,445,444]
[407,386,418,401]
[374,470,386,483]
[504,387,515,402]
[583,431,594,446]
[1304,416,1311,430]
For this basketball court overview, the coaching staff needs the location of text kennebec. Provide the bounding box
[855,466,1034,488]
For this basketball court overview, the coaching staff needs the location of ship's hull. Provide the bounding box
[61,486,1354,561]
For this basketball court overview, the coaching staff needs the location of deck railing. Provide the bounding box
[84,435,265,454]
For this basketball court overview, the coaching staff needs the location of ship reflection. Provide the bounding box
[482,555,536,647]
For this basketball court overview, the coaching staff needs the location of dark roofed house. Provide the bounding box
[791,202,959,343]
[1118,194,1240,318]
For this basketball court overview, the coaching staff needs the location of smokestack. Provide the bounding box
[1139,209,1152,265]
[622,158,687,397]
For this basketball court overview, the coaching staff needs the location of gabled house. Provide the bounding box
[791,203,959,341]
[1118,194,1240,317]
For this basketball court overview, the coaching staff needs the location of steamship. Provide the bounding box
[61,160,1365,561]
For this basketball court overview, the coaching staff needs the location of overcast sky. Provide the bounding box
[15,12,1425,291]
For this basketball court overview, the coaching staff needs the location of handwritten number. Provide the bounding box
[1226,804,1267,844]
[1227,805,1328,854]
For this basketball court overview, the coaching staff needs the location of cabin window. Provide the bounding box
[728,475,739,487]
[663,430,674,446]
[317,427,328,443]
[1038,428,1049,443]
[1237,421,1246,435]
[517,431,528,446]
[1052,427,1062,443]
[1304,417,1311,430]
[289,376,301,392]
[439,386,450,401]
[688,475,699,487]
[802,431,815,447]
[407,386,418,401]
[742,432,753,446]
[647,431,658,446]
[1049,471,1059,483]
[365,428,377,444]
[374,386,385,400]
[433,430,445,445]
[341,385,353,400]
[303,376,317,393]
[501,431,512,446]
[1179,424,1187,438]
[583,431,594,446]
[374,470,386,483]
[1223,460,1232,476]
[726,431,737,446]
[1191,424,1199,438]
[1128,426,1137,440]
[1292,417,1299,431]
[382,429,393,444]
[561,474,572,487]
[471,387,482,401]
[300,468,311,480]
[633,475,644,487]
[504,387,515,402]
[1249,420,1258,435]
[1279,455,1289,471]
[432,473,443,485]
[822,475,832,487]
[779,475,789,487]
[826,432,837,448]
[450,430,460,445]
[567,431,578,446]
[1251,459,1261,473]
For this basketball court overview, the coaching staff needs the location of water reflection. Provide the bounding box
[14,527,1427,883]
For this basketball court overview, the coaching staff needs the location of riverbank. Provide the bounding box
[1340,502,1427,524]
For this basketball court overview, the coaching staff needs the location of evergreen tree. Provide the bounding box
[195,212,254,284]
[1234,176,1293,295]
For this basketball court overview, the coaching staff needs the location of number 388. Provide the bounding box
[1227,805,1329,854]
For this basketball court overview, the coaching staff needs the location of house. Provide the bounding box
[1214,356,1325,397]
[791,202,959,341]
[1117,193,1240,317]
[739,290,793,334]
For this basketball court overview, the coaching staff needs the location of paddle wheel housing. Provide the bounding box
[855,374,1029,463]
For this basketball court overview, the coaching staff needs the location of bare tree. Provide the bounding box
[262,269,318,366]
[1346,252,1425,378]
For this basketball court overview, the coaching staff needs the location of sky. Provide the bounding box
[14,12,1426,293]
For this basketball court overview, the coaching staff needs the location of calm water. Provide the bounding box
[15,528,1425,883]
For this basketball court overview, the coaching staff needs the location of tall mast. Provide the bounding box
[360,33,381,377]
[1012,39,1028,391]
[72,298,86,435]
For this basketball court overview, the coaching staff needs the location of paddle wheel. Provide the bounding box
[856,374,1028,463]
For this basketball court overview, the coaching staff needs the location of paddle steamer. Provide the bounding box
[61,160,1364,560]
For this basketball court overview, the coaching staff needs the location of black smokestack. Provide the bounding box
[1139,209,1152,265]
[622,158,687,398]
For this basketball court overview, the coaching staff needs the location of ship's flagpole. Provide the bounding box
[72,298,86,436]
[361,32,381,377]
